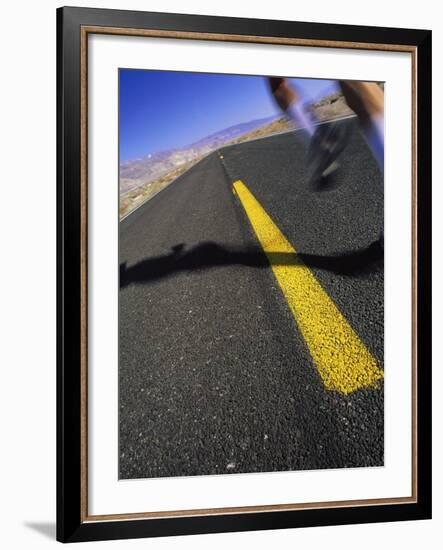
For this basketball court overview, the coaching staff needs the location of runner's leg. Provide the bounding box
[339,81,384,172]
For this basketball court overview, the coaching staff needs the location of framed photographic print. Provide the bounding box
[57,6,432,543]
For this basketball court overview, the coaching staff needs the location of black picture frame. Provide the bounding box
[57,6,432,543]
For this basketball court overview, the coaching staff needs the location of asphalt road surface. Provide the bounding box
[119,117,384,480]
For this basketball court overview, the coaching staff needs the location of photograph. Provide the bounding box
[118,69,385,480]
[0,0,436,544]
[54,5,432,543]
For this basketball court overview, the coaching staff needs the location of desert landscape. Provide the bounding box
[119,91,354,219]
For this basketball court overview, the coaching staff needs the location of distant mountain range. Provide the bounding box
[119,115,279,194]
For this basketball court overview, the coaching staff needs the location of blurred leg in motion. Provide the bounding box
[268,77,351,188]
[340,81,385,245]
[268,77,315,138]
[339,81,384,172]
[268,78,384,186]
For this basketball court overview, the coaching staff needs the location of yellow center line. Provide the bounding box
[233,180,383,395]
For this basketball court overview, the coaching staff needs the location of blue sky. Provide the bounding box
[119,69,338,162]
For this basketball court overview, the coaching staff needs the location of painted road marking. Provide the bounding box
[233,180,383,395]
